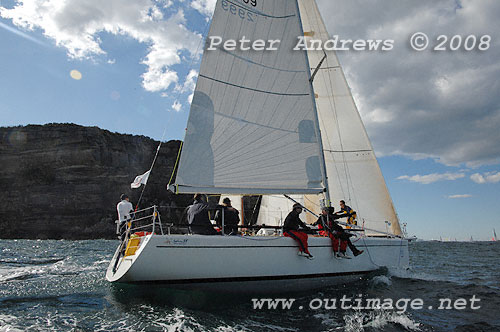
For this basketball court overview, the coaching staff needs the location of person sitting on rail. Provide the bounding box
[314,206,363,258]
[283,203,314,259]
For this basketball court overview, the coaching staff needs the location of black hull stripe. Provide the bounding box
[126,270,373,285]
[156,244,404,249]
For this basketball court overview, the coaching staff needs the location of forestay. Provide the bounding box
[297,0,402,235]
[171,0,325,195]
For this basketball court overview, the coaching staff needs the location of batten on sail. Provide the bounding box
[297,0,402,236]
[171,0,327,195]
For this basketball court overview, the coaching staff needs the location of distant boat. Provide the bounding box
[470,236,474,242]
[407,235,418,242]
[493,229,497,242]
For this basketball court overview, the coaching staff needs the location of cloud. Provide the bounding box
[171,100,182,112]
[317,0,500,167]
[448,194,472,199]
[190,0,216,16]
[397,172,465,184]
[175,69,198,93]
[470,171,500,184]
[0,0,201,93]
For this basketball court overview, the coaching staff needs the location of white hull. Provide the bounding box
[106,234,409,293]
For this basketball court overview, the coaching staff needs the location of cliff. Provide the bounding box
[0,124,192,239]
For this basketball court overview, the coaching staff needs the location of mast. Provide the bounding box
[294,0,330,205]
[296,0,402,236]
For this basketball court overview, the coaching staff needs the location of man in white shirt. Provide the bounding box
[116,194,134,240]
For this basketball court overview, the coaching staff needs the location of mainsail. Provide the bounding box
[297,0,402,235]
[171,0,326,195]
[172,0,402,235]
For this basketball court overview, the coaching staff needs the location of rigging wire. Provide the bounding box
[135,126,168,211]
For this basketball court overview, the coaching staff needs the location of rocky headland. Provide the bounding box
[0,124,192,239]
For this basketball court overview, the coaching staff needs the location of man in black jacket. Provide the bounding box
[215,197,240,235]
[187,194,220,235]
[283,203,314,259]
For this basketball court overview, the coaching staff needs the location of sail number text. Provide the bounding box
[221,0,256,22]
[242,0,257,6]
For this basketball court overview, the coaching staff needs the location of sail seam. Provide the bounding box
[199,74,309,96]
[213,112,298,134]
[221,49,305,73]
[325,149,372,153]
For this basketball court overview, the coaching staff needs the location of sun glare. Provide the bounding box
[70,69,82,80]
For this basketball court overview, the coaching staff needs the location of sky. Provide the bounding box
[1,0,499,240]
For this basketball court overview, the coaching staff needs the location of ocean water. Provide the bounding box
[1,240,499,331]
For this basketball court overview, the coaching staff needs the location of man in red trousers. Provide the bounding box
[283,203,314,259]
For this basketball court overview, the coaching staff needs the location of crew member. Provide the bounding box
[314,206,363,258]
[116,194,133,241]
[187,194,220,235]
[339,200,357,228]
[215,197,240,235]
[283,203,314,259]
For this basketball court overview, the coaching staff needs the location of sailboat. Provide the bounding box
[493,229,497,242]
[106,0,409,291]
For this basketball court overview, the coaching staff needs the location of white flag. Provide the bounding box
[131,170,151,189]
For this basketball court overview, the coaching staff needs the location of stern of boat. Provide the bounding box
[106,206,162,283]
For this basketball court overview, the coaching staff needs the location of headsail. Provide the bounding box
[171,0,325,195]
[297,0,402,235]
[257,194,319,226]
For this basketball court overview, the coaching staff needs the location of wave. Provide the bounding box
[369,275,393,287]
[0,258,104,284]
[343,310,421,332]
[389,268,500,294]
[0,270,39,282]
[0,314,24,332]
[0,257,65,265]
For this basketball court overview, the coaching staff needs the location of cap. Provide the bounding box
[293,203,303,209]
[120,194,129,200]
[222,197,231,204]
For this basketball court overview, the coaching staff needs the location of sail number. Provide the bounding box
[221,0,256,22]
[242,0,257,6]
